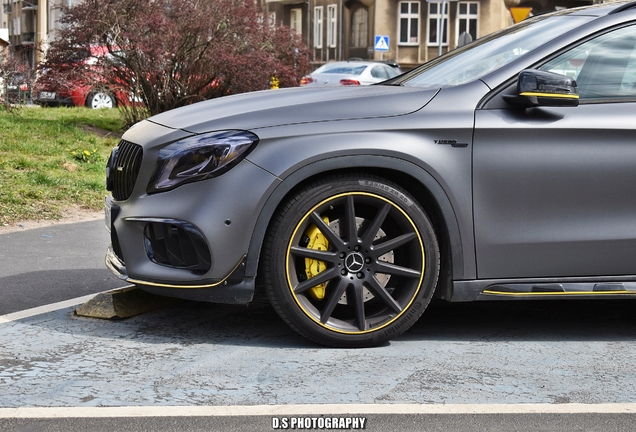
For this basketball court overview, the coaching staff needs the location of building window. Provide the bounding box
[428,2,448,47]
[268,12,277,28]
[399,1,419,45]
[457,2,478,46]
[314,6,323,48]
[351,7,368,48]
[327,5,337,48]
[290,8,302,36]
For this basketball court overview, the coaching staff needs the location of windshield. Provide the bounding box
[397,14,594,89]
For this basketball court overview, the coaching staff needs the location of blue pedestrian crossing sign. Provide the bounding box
[374,35,390,52]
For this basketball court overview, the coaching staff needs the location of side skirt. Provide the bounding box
[452,276,636,302]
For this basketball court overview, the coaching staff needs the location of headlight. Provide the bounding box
[147,130,259,193]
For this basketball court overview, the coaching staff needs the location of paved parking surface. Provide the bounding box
[2,297,636,408]
[3,219,636,432]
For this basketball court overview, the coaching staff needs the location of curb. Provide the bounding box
[74,285,181,319]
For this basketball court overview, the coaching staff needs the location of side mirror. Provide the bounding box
[504,69,579,107]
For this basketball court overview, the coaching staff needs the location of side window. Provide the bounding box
[371,66,389,79]
[540,25,636,101]
[385,66,399,78]
[622,55,636,93]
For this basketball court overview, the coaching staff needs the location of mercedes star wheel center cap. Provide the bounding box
[345,252,365,273]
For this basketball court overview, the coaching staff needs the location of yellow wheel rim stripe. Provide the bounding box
[285,192,425,335]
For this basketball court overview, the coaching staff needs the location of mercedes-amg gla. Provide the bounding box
[105,2,636,347]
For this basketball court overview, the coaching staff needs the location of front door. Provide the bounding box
[473,24,636,279]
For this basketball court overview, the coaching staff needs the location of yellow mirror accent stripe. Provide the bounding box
[520,92,579,99]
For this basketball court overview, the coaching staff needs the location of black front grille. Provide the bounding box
[108,140,143,201]
[144,221,211,274]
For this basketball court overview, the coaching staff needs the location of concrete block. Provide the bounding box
[74,285,181,319]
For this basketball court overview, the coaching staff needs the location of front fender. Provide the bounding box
[244,155,465,282]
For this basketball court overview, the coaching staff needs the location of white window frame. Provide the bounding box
[427,2,449,47]
[398,1,420,46]
[314,6,323,49]
[268,12,276,28]
[290,8,302,36]
[456,2,479,47]
[327,4,337,48]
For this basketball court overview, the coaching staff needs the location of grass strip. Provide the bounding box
[0,106,124,225]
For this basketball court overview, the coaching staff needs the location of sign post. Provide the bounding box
[374,35,389,60]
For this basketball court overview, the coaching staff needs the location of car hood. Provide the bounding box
[147,85,438,133]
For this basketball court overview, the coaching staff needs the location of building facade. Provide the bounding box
[2,0,599,71]
[0,0,71,66]
[262,0,596,70]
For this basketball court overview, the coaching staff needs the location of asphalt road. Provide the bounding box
[0,219,128,315]
[3,413,636,432]
[3,220,636,431]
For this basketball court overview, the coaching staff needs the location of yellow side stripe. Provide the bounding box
[519,92,579,99]
[482,289,636,297]
[127,255,246,289]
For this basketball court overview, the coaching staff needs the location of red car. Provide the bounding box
[37,84,118,109]
[36,46,128,109]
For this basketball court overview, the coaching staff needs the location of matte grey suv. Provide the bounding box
[105,1,636,347]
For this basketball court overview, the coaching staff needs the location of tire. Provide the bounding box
[85,91,115,109]
[262,174,440,347]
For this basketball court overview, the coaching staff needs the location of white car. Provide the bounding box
[300,60,402,87]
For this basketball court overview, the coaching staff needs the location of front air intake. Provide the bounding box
[144,221,212,274]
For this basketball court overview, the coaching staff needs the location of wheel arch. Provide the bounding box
[247,155,462,301]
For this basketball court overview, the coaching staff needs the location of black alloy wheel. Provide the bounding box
[262,175,439,347]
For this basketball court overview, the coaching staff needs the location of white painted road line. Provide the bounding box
[0,292,106,324]
[2,404,636,418]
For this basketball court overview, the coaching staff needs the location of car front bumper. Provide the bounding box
[104,147,281,304]
[105,243,256,303]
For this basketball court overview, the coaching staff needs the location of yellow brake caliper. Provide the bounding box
[304,217,330,301]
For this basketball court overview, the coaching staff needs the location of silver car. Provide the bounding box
[105,1,636,347]
[300,60,401,87]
